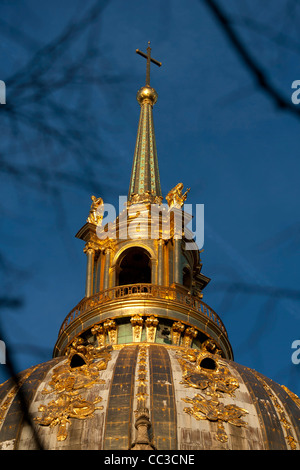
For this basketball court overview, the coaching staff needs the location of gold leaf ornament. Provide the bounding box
[36,394,103,441]
[35,343,111,441]
[178,350,248,443]
[183,393,248,443]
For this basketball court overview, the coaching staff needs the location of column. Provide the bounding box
[84,244,96,298]
[130,314,144,342]
[103,248,111,290]
[95,251,102,293]
[157,239,164,285]
[164,241,169,286]
[173,238,181,284]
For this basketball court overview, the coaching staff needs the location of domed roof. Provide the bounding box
[1,45,299,453]
[1,342,299,450]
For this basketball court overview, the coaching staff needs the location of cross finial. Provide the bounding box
[136,42,162,86]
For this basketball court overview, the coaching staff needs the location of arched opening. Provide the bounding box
[117,247,151,286]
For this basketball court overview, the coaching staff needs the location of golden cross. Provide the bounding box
[136,41,162,86]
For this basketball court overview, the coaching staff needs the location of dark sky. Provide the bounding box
[1,0,300,396]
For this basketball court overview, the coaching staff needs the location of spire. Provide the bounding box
[128,42,163,204]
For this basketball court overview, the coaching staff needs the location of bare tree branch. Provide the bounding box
[202,0,300,119]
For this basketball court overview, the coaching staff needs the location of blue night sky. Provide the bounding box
[1,0,300,396]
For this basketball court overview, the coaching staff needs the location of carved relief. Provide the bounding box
[35,393,103,442]
[182,326,197,349]
[91,324,106,348]
[129,192,163,205]
[171,321,185,346]
[178,351,239,398]
[131,345,154,450]
[136,346,148,405]
[131,314,144,343]
[35,344,112,441]
[201,339,222,356]
[145,315,159,343]
[177,350,248,443]
[103,319,117,345]
[83,241,98,255]
[182,394,248,443]
[67,336,106,367]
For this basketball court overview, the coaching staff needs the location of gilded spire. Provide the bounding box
[128,43,163,204]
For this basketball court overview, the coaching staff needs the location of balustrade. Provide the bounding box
[59,283,227,337]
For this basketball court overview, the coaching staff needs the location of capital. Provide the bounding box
[83,242,98,254]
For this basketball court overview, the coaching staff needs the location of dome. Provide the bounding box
[1,44,300,452]
[0,342,300,450]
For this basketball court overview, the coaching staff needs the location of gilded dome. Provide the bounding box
[0,343,300,450]
[1,46,300,452]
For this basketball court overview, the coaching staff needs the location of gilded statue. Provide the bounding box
[87,195,104,225]
[166,183,190,208]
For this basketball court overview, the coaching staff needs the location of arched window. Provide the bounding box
[117,247,151,286]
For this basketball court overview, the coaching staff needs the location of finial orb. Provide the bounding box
[137,85,158,105]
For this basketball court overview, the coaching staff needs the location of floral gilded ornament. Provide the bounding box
[171,321,185,346]
[34,342,112,441]
[177,348,248,443]
[145,315,159,343]
[131,314,144,343]
[182,393,248,443]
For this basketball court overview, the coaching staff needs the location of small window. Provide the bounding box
[70,354,87,368]
[199,357,217,371]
